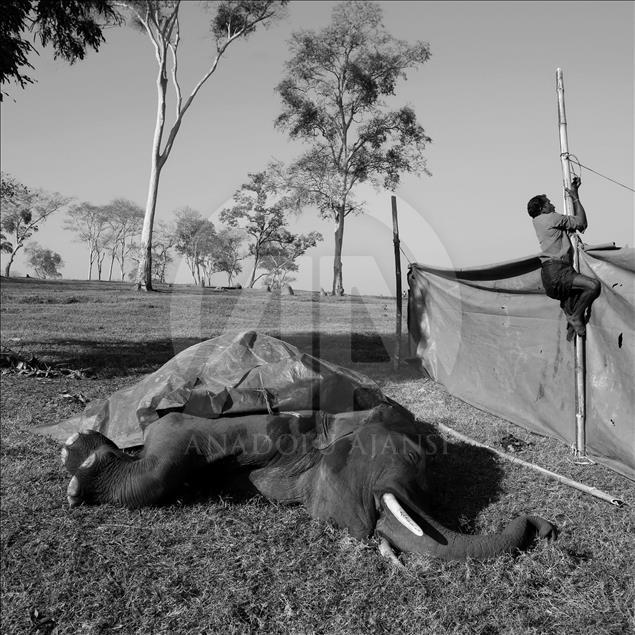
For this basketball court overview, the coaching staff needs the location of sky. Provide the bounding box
[1,1,633,295]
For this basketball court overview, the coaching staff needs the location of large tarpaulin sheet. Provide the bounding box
[36,331,389,448]
[408,247,634,480]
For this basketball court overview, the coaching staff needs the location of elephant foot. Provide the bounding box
[61,431,123,507]
[61,431,119,475]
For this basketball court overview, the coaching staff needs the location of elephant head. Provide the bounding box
[291,404,556,561]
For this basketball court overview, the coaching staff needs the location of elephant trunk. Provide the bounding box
[375,506,556,561]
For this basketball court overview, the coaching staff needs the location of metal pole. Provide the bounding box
[391,195,402,371]
[556,67,586,458]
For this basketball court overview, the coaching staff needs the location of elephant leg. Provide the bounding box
[61,411,289,509]
[61,413,230,508]
[63,431,150,508]
[61,430,120,477]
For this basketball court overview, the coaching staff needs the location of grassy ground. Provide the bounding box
[1,277,633,634]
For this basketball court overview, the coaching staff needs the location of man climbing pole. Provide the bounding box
[527,176,601,340]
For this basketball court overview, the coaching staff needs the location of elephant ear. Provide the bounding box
[301,410,395,539]
[313,410,373,450]
[305,432,379,539]
[303,404,425,539]
[248,409,377,512]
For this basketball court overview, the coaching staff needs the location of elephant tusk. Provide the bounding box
[381,493,423,537]
[378,537,403,568]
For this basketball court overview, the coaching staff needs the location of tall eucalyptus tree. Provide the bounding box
[276,1,431,295]
[119,1,287,290]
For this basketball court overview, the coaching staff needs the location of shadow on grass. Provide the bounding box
[25,331,398,377]
[174,459,264,507]
[414,418,506,533]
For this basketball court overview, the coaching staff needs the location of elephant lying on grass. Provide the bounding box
[42,331,556,561]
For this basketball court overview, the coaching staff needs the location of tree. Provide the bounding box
[102,198,144,280]
[214,227,245,285]
[1,172,71,277]
[0,171,25,202]
[64,202,110,280]
[151,220,176,283]
[0,0,123,100]
[117,1,287,291]
[220,167,294,287]
[258,230,322,289]
[127,220,174,283]
[25,242,63,278]
[172,207,215,286]
[0,232,12,255]
[198,225,222,287]
[0,173,22,256]
[275,1,431,295]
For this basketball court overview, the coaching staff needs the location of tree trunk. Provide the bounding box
[108,253,116,281]
[136,61,168,292]
[3,237,19,277]
[160,258,167,283]
[137,159,162,291]
[248,247,260,288]
[120,243,127,281]
[332,209,345,296]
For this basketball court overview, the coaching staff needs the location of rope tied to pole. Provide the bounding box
[399,244,412,265]
[560,152,635,193]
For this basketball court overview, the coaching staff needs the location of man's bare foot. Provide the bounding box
[567,315,586,337]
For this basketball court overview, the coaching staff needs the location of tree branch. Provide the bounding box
[168,19,182,118]
[160,12,266,165]
[163,1,180,42]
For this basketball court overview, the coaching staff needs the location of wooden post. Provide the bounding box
[391,196,402,371]
[556,67,587,458]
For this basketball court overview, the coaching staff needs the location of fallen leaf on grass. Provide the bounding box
[59,392,90,405]
[499,433,533,453]
[0,346,92,379]
[29,607,57,634]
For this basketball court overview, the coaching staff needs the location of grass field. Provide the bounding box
[1,277,633,634]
